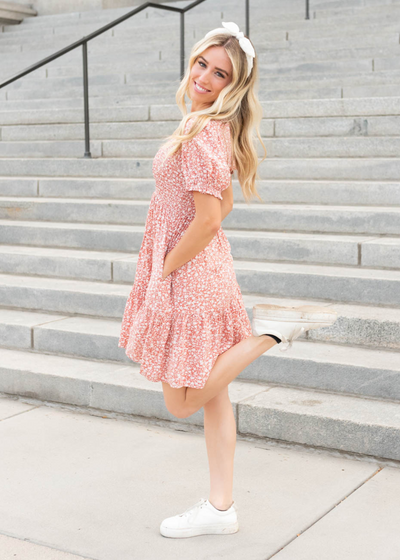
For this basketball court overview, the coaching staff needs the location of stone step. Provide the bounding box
[1,5,149,28]
[3,14,392,44]
[1,121,181,141]
[1,62,400,102]
[0,1,373,30]
[0,254,398,314]
[1,70,382,103]
[0,245,131,281]
[2,114,400,139]
[48,44,400,73]
[2,62,399,97]
[0,140,103,158]
[0,37,398,76]
[1,30,399,62]
[0,19,398,56]
[314,0,400,21]
[0,26,396,73]
[0,18,194,39]
[237,383,400,461]
[344,84,400,99]
[2,97,400,126]
[0,1,36,25]
[2,304,399,396]
[2,70,179,92]
[254,157,400,181]
[0,58,386,99]
[2,136,400,158]
[1,83,178,102]
[2,6,399,39]
[2,56,391,90]
[0,106,148,125]
[0,215,397,260]
[1,156,400,181]
[9,0,399,29]
[1,290,400,354]
[3,6,218,29]
[104,137,400,158]
[0,85,364,104]
[1,177,398,206]
[5,70,400,103]
[233,261,400,307]
[0,198,399,235]
[8,8,167,28]
[0,39,393,81]
[4,72,134,91]
[0,85,343,103]
[285,20,400,42]
[2,79,400,106]
[46,2,198,22]
[0,273,129,318]
[0,345,399,460]
[2,37,400,75]
[0,227,397,281]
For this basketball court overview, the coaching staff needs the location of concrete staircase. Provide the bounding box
[0,1,36,26]
[1,0,400,461]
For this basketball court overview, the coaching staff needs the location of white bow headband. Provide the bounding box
[204,21,255,78]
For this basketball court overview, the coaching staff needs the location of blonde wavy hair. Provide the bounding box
[159,28,266,203]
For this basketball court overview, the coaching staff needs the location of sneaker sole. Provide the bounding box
[160,521,239,538]
[253,304,338,325]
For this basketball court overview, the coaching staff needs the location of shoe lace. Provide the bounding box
[279,325,306,352]
[179,498,207,519]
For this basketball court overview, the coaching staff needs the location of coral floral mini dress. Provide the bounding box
[118,116,253,389]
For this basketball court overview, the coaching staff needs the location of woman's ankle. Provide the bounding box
[208,498,233,511]
[261,333,281,344]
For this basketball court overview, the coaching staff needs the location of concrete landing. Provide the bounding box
[0,394,399,560]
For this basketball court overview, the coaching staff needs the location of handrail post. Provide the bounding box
[82,40,91,158]
[180,10,185,80]
[306,0,310,20]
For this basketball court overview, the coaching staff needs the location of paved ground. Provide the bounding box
[0,392,399,560]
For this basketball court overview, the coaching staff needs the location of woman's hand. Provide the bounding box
[161,255,170,280]
[160,215,218,282]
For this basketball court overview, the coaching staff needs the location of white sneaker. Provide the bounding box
[160,497,239,538]
[252,304,338,352]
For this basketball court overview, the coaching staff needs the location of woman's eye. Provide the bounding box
[198,61,224,78]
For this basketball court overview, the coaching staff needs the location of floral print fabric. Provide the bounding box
[118,117,252,389]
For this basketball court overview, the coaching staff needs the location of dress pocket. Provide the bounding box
[160,255,173,283]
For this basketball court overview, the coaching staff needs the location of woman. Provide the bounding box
[118,21,338,538]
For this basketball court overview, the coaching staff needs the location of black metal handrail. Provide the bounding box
[0,0,250,157]
[0,0,312,157]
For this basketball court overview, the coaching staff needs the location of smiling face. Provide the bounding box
[189,45,233,111]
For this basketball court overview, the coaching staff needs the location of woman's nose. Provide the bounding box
[200,70,212,83]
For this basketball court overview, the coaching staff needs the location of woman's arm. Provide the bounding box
[221,179,234,221]
[162,187,233,279]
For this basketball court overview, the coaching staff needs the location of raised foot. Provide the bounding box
[252,303,339,352]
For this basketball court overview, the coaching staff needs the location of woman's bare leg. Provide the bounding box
[203,386,236,510]
[161,335,277,419]
[184,334,277,416]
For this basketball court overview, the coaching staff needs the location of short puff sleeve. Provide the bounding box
[181,119,232,201]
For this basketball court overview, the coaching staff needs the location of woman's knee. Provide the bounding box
[161,382,191,418]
